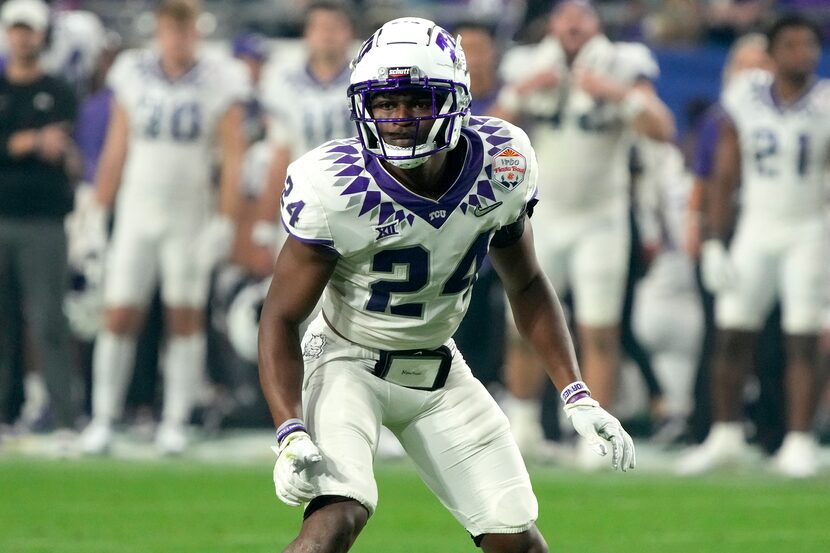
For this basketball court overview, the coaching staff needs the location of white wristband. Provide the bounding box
[620,89,648,121]
[560,381,591,404]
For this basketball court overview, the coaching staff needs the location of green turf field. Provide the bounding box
[1,458,828,553]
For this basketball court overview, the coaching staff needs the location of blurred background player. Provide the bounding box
[631,138,701,444]
[494,0,675,463]
[251,0,355,252]
[680,14,829,477]
[0,0,79,437]
[80,0,249,455]
[683,33,772,444]
[231,31,269,145]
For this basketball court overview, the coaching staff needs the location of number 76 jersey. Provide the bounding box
[280,117,539,351]
[723,70,830,223]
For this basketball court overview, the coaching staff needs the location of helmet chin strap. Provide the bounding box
[383,140,435,168]
[385,154,431,169]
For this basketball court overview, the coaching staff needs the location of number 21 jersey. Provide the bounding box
[723,70,830,223]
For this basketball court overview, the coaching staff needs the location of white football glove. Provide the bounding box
[271,430,322,507]
[701,239,736,293]
[565,397,636,471]
[251,219,283,249]
[65,186,109,266]
[197,216,235,271]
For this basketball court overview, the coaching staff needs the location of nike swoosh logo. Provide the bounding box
[473,201,503,217]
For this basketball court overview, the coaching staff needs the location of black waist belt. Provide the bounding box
[372,346,453,391]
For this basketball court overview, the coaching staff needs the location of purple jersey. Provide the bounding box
[469,84,501,116]
[73,87,112,183]
[691,103,728,180]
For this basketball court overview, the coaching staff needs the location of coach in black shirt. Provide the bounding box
[0,0,79,430]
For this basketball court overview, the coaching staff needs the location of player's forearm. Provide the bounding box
[218,159,242,218]
[218,112,246,218]
[93,146,126,209]
[3,130,39,159]
[706,123,740,241]
[506,273,582,391]
[706,177,735,241]
[258,314,305,426]
[631,98,676,142]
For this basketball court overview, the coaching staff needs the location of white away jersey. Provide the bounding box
[281,117,538,350]
[261,61,353,159]
[723,70,830,223]
[109,49,250,210]
[500,35,658,214]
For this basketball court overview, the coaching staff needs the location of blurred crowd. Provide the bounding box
[0,0,828,476]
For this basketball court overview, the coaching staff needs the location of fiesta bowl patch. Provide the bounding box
[492,147,526,191]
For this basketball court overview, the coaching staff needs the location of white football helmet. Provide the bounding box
[348,17,472,169]
[64,250,105,340]
[63,185,107,340]
[227,277,271,363]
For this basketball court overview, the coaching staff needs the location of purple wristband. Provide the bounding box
[276,419,306,445]
[566,391,591,405]
[560,380,591,404]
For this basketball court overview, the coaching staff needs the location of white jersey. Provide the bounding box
[108,49,250,214]
[723,70,830,224]
[500,35,658,215]
[261,61,353,159]
[282,117,538,350]
[636,140,696,291]
[241,139,273,200]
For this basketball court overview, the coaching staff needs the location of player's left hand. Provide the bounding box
[251,219,283,249]
[565,397,636,471]
[197,216,235,271]
[700,239,736,293]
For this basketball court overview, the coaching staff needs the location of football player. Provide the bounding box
[494,0,675,465]
[79,0,249,454]
[259,18,635,552]
[252,0,355,250]
[632,139,702,444]
[680,14,830,477]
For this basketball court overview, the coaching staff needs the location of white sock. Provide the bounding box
[505,396,542,425]
[21,371,49,422]
[707,421,744,446]
[502,394,544,443]
[161,333,206,427]
[91,331,137,423]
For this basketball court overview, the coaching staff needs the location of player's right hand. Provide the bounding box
[37,125,71,163]
[196,216,235,271]
[271,430,322,507]
[701,239,736,293]
[565,397,636,472]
